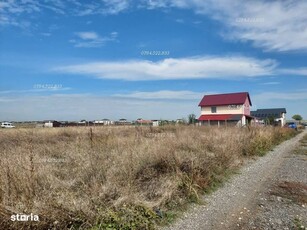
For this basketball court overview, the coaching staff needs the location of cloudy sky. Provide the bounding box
[0,0,306,121]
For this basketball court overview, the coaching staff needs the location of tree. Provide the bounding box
[292,114,303,121]
[188,114,197,125]
[264,116,275,125]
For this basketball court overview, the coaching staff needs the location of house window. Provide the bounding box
[211,106,217,113]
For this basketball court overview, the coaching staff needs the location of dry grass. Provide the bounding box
[294,134,307,157]
[0,126,296,229]
[271,181,307,205]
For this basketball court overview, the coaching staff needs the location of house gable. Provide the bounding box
[243,97,251,115]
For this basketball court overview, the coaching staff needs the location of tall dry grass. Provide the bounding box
[0,126,296,229]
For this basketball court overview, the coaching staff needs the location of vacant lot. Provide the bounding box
[0,126,296,229]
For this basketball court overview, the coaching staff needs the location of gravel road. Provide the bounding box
[164,129,307,230]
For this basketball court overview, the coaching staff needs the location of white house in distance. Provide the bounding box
[251,108,287,126]
[94,119,113,125]
[43,120,61,127]
[198,92,253,126]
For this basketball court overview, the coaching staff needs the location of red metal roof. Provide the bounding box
[198,114,243,121]
[136,120,153,124]
[198,92,252,107]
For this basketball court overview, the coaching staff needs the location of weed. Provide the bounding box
[271,181,307,205]
[94,205,158,230]
[0,126,296,229]
[293,217,306,230]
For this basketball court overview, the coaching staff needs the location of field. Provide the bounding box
[0,126,296,229]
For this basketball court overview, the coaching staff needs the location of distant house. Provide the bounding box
[102,119,113,125]
[135,118,153,126]
[94,120,103,124]
[152,120,160,127]
[115,118,131,125]
[198,92,253,126]
[94,119,113,125]
[251,108,286,126]
[119,118,127,123]
[44,120,61,128]
[176,119,185,125]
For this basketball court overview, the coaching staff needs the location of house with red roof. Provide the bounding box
[135,118,153,126]
[198,92,253,126]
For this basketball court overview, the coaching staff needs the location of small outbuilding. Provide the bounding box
[44,120,62,128]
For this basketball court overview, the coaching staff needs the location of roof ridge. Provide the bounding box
[204,92,248,96]
[198,92,252,107]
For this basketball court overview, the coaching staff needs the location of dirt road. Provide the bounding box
[164,129,307,230]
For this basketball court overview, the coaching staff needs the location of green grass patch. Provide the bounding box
[93,205,158,230]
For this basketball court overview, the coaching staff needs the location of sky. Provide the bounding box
[0,0,306,121]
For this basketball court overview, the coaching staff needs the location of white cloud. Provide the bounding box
[41,32,51,36]
[279,68,307,76]
[75,32,99,40]
[73,0,130,16]
[40,3,65,14]
[70,31,118,48]
[254,91,307,101]
[0,93,198,121]
[1,90,306,121]
[143,0,307,52]
[0,98,16,102]
[140,0,168,9]
[113,90,207,100]
[3,0,306,53]
[219,0,307,52]
[54,56,277,80]
[3,0,307,54]
[175,18,184,23]
[252,90,307,118]
[261,82,280,85]
[0,0,40,14]
[0,0,130,28]
[74,3,99,16]
[0,87,71,95]
[101,0,129,15]
[0,0,48,27]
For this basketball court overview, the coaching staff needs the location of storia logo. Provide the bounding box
[11,213,39,222]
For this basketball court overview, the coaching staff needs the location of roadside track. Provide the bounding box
[164,129,307,230]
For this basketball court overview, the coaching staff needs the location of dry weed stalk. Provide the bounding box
[0,126,296,229]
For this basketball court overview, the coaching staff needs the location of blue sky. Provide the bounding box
[0,0,306,121]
